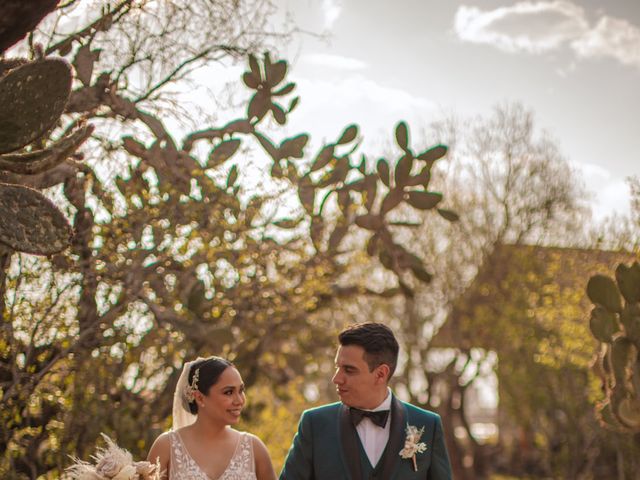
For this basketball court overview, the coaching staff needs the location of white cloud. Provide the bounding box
[296,74,436,120]
[593,178,631,220]
[288,73,437,151]
[302,53,368,71]
[572,161,611,182]
[453,1,640,68]
[322,0,342,29]
[454,2,587,53]
[572,16,640,67]
[571,161,630,220]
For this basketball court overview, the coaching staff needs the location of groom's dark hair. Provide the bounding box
[338,322,399,380]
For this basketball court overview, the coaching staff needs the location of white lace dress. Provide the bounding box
[168,431,257,480]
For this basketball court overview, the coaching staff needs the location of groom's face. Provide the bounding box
[332,345,387,409]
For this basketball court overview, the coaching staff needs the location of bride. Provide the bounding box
[148,356,276,480]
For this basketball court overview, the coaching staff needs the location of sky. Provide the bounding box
[271,0,640,220]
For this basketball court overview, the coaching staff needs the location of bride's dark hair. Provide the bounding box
[187,356,233,414]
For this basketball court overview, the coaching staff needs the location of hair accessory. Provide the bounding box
[173,357,206,430]
[184,367,200,403]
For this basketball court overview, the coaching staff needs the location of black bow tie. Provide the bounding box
[349,407,390,428]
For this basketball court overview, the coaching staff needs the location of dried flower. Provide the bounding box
[66,434,161,480]
[112,464,137,480]
[96,456,122,478]
[135,460,160,480]
[399,424,427,472]
[64,462,105,480]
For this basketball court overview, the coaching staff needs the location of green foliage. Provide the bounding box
[239,378,317,473]
[0,54,92,478]
[587,261,640,433]
[0,48,455,477]
[444,245,638,478]
[236,53,454,288]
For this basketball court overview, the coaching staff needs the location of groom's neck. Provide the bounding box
[351,387,389,410]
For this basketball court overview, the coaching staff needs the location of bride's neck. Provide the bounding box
[191,417,231,439]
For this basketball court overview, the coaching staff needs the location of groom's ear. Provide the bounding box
[374,364,391,384]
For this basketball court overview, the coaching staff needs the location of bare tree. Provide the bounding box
[323,103,590,479]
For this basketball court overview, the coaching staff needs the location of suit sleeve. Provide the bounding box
[427,415,452,480]
[279,411,314,480]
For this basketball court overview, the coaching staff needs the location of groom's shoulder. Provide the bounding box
[301,401,342,418]
[400,399,442,423]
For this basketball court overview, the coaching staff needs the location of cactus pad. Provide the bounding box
[588,263,640,433]
[0,58,72,154]
[0,183,72,254]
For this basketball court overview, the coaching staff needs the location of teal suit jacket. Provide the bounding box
[280,395,452,479]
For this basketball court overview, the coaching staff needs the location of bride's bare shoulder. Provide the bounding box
[245,433,276,480]
[155,430,174,442]
[148,431,172,461]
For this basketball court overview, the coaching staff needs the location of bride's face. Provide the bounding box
[201,367,246,424]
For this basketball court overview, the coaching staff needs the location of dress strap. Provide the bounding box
[245,433,256,473]
[168,431,179,478]
[224,432,256,476]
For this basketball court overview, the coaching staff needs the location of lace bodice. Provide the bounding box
[168,430,256,480]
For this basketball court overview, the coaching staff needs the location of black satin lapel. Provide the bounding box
[339,404,362,480]
[378,395,407,480]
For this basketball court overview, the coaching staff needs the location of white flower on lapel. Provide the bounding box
[399,424,427,472]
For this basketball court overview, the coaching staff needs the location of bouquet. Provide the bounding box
[65,434,161,480]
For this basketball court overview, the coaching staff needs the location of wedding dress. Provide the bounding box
[168,431,257,480]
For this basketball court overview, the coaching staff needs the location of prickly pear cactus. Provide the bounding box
[587,262,640,433]
[0,57,82,256]
[0,183,71,254]
[0,58,71,154]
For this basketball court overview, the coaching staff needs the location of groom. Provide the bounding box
[280,322,452,479]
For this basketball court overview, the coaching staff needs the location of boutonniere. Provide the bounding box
[399,424,427,471]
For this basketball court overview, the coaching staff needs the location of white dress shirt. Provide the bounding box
[355,389,392,467]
